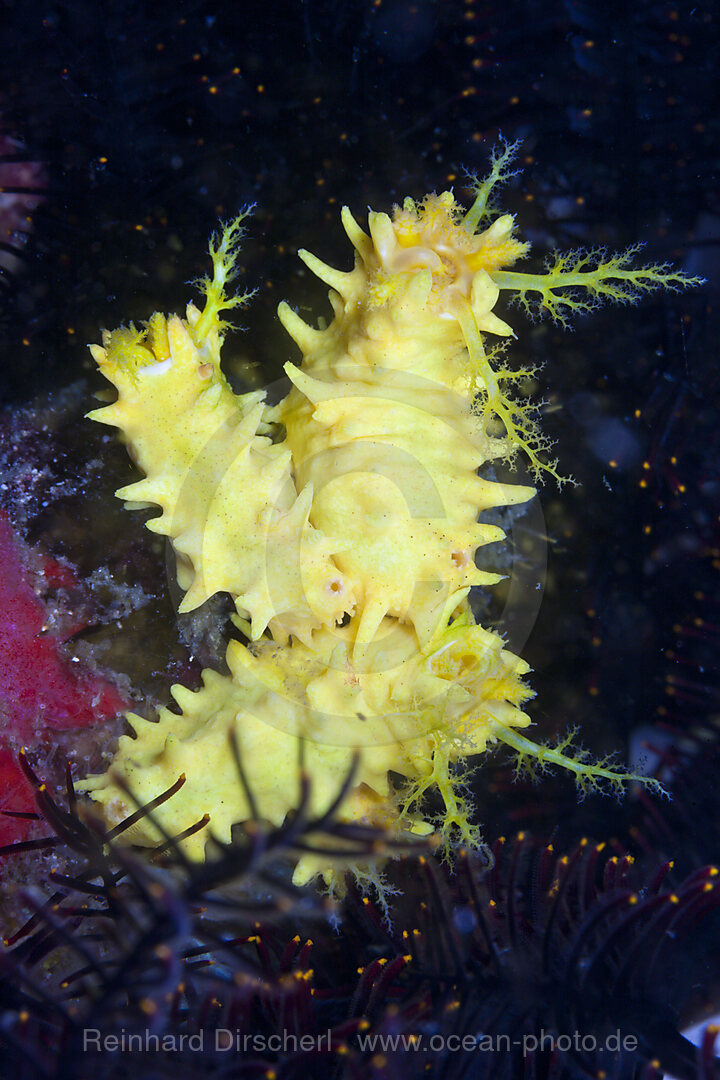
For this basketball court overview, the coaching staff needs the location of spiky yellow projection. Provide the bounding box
[79,143,690,887]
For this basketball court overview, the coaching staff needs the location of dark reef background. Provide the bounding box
[1,1,719,1077]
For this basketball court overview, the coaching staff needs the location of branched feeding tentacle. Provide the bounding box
[493,245,703,327]
[491,721,667,798]
[462,136,523,231]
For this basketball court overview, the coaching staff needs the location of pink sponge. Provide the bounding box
[0,511,126,846]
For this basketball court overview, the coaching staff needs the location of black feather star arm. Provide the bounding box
[0,749,431,1080]
[336,837,720,1080]
[5,748,720,1080]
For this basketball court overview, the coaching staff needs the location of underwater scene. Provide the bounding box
[0,1,718,1077]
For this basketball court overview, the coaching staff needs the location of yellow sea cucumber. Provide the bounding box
[79,142,695,888]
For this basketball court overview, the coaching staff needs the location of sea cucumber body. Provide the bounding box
[274,211,535,650]
[88,309,355,645]
[80,189,543,881]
